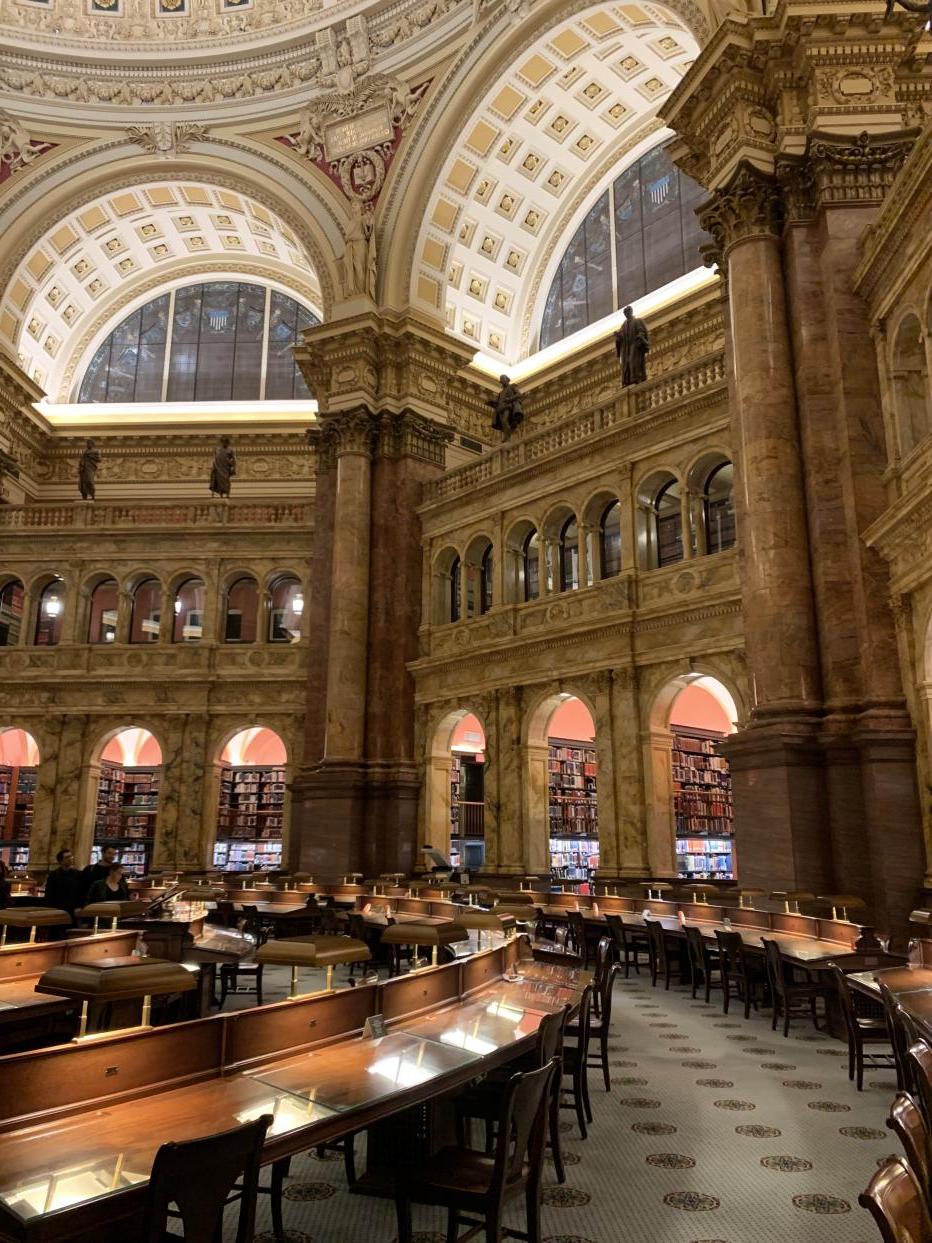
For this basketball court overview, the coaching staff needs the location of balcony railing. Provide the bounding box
[0,499,313,529]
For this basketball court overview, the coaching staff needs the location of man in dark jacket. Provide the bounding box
[44,848,83,919]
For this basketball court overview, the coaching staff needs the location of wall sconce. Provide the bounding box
[44,595,61,617]
[292,592,305,615]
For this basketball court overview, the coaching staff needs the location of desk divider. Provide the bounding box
[380,961,463,1023]
[222,983,377,1072]
[0,930,137,983]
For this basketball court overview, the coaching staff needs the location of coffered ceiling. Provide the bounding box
[412,3,698,363]
[0,180,321,399]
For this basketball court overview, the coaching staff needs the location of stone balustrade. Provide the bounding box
[0,499,313,529]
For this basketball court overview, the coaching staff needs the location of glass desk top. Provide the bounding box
[249,1030,482,1113]
[397,996,545,1055]
[0,1076,336,1222]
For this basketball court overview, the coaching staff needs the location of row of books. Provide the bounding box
[214,764,285,871]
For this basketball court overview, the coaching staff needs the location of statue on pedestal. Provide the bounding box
[487,375,525,442]
[614,305,650,387]
[209,435,236,497]
[77,438,100,500]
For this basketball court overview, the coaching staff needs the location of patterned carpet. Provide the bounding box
[233,969,897,1243]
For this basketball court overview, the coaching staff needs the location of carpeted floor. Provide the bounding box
[231,966,897,1243]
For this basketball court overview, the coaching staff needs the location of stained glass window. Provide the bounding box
[540,144,710,350]
[77,283,319,403]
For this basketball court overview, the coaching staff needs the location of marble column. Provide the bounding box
[611,666,652,877]
[493,686,524,875]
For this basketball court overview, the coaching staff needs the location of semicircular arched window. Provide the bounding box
[77,283,320,404]
[540,143,709,349]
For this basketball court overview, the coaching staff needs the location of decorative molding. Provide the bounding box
[0,107,54,184]
[125,122,210,158]
[698,163,783,259]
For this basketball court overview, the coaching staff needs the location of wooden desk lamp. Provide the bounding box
[380,921,469,969]
[36,956,197,1039]
[770,890,815,914]
[256,935,371,998]
[0,907,71,946]
[78,900,148,934]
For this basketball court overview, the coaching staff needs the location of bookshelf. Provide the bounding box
[0,765,37,869]
[212,764,285,871]
[548,737,599,881]
[92,760,159,875]
[449,753,485,871]
[672,725,734,879]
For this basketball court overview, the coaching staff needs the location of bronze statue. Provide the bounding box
[209,435,236,497]
[614,305,650,387]
[487,375,525,442]
[77,438,100,500]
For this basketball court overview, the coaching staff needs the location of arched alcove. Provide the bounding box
[525,691,598,887]
[893,314,931,457]
[93,727,163,875]
[0,729,41,870]
[212,727,289,872]
[644,673,737,882]
[424,709,487,869]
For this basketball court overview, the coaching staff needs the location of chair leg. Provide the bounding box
[581,1063,593,1124]
[395,1195,414,1243]
[526,1184,542,1243]
[771,995,779,1031]
[722,974,730,1015]
[343,1135,357,1187]
[743,984,752,1022]
[446,1206,459,1243]
[705,970,712,1005]
[219,970,229,1009]
[270,1157,288,1243]
[855,1038,864,1092]
[573,1067,588,1139]
[256,964,263,1008]
[783,1001,791,1038]
[485,1209,502,1243]
[601,1030,610,1092]
[549,1088,565,1184]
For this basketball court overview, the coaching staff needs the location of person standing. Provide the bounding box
[44,848,83,919]
[81,843,118,903]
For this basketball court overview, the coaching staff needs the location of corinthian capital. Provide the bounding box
[321,408,378,458]
[699,163,783,258]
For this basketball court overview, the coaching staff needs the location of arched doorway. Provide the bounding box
[649,676,737,881]
[0,729,40,869]
[94,727,163,875]
[213,728,288,872]
[544,697,598,888]
[450,714,486,873]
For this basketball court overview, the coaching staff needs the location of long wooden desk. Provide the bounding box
[0,941,580,1242]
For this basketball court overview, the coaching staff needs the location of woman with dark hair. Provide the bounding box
[85,861,130,904]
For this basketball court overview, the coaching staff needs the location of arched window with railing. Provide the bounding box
[560,517,580,591]
[523,532,540,602]
[87,579,118,643]
[130,578,161,643]
[224,577,259,643]
[600,502,622,578]
[34,579,65,646]
[704,462,736,554]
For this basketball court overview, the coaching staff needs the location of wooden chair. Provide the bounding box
[907,1041,932,1135]
[567,960,621,1092]
[141,1115,270,1242]
[455,1006,569,1184]
[880,983,912,1093]
[859,1157,932,1243]
[889,1093,932,1196]
[591,935,612,1018]
[604,912,648,978]
[560,985,594,1138]
[685,924,721,1003]
[395,1060,559,1243]
[714,929,765,1019]
[762,938,830,1036]
[219,906,266,1009]
[644,918,682,990]
[832,964,895,1090]
[566,911,588,967]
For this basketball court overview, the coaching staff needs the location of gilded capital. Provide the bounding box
[699,164,783,258]
[320,409,378,459]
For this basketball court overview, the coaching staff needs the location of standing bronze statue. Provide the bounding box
[77,438,100,500]
[488,375,525,442]
[209,435,236,498]
[614,305,650,387]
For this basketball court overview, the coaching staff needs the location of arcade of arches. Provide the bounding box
[0,0,931,945]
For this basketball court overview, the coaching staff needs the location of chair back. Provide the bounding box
[492,1060,559,1195]
[859,1157,932,1243]
[761,938,786,1000]
[319,905,340,935]
[644,918,666,969]
[599,964,622,1030]
[685,924,707,974]
[594,935,612,993]
[142,1115,270,1243]
[239,904,266,946]
[348,912,367,941]
[604,912,626,955]
[535,1004,568,1067]
[889,1093,932,1193]
[216,900,236,928]
[908,1040,932,1134]
[572,984,593,1059]
[880,982,911,1092]
[831,964,859,1044]
[567,911,586,954]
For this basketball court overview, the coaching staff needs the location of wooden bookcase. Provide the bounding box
[93,760,159,875]
[449,754,485,871]
[548,737,599,881]
[672,726,734,879]
[0,765,37,869]
[212,764,285,871]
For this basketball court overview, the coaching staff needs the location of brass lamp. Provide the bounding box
[519,876,539,892]
[255,935,371,998]
[0,907,71,946]
[379,921,469,969]
[737,888,766,910]
[683,884,711,906]
[36,956,196,1039]
[770,890,815,914]
[458,908,515,948]
[817,894,866,922]
[642,882,672,902]
[78,900,148,934]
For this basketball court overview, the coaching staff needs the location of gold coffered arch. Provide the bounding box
[386,0,701,364]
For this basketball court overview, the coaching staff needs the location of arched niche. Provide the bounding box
[90,726,164,876]
[892,314,931,457]
[524,691,597,882]
[424,709,487,868]
[212,727,289,872]
[431,547,462,625]
[503,520,540,604]
[0,728,41,870]
[643,673,738,883]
